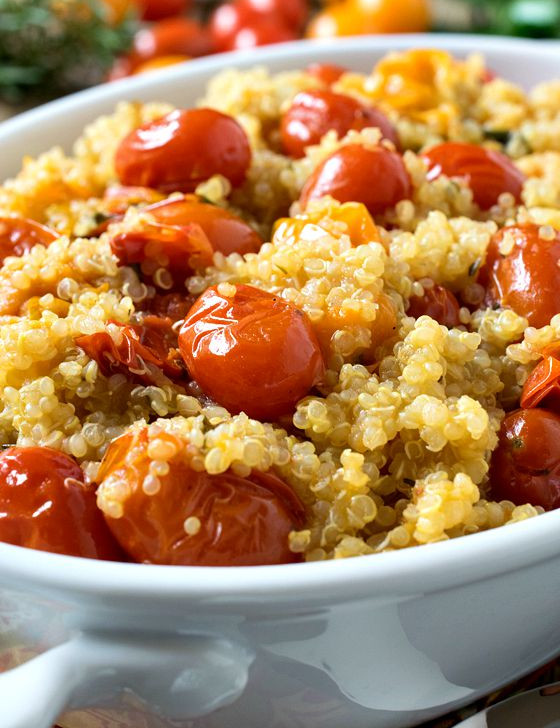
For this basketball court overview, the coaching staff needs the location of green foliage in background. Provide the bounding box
[0,0,135,103]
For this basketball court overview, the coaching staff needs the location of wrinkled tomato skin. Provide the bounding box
[300,144,412,217]
[489,409,560,511]
[179,284,325,420]
[306,62,347,86]
[141,291,196,322]
[422,142,525,210]
[98,430,305,566]
[520,354,560,413]
[281,90,399,159]
[146,196,263,257]
[481,223,560,328]
[407,284,461,328]
[0,447,123,559]
[115,109,251,194]
[0,217,57,263]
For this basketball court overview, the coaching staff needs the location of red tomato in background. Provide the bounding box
[209,0,299,52]
[422,142,525,210]
[178,284,325,420]
[210,2,260,51]
[135,0,191,22]
[489,408,560,511]
[281,89,399,159]
[0,447,122,559]
[97,429,305,565]
[0,217,57,264]
[300,144,411,217]
[133,17,213,61]
[242,0,308,30]
[306,62,348,86]
[407,283,461,328]
[480,223,560,329]
[115,109,251,194]
[229,20,297,50]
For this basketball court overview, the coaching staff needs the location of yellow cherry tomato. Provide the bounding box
[132,54,190,75]
[307,0,430,38]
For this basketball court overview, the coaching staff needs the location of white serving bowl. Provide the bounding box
[1,34,560,728]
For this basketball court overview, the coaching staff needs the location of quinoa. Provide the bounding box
[0,48,558,561]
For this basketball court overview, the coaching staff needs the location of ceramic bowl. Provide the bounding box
[1,34,560,728]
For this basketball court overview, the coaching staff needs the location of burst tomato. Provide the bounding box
[0,447,122,559]
[281,89,399,159]
[305,62,347,86]
[140,291,196,322]
[178,284,325,420]
[300,144,411,217]
[115,109,251,194]
[520,346,560,413]
[97,429,305,565]
[407,283,461,328]
[0,217,57,264]
[422,142,525,210]
[489,408,560,511]
[480,223,560,328]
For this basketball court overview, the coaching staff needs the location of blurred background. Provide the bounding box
[0,0,559,114]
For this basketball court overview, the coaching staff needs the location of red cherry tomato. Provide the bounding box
[178,284,325,420]
[480,223,560,328]
[422,142,525,210]
[229,19,298,50]
[520,347,560,413]
[0,217,57,264]
[407,283,461,328]
[97,429,305,565]
[281,89,399,159]
[0,447,122,559]
[140,291,196,322]
[300,144,412,217]
[133,18,212,61]
[489,408,560,511]
[306,62,347,86]
[76,318,185,386]
[242,0,309,30]
[135,0,191,22]
[209,2,257,52]
[115,109,251,194]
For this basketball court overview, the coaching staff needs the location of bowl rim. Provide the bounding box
[1,33,560,603]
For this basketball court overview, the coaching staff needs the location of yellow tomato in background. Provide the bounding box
[133,54,190,74]
[307,0,430,38]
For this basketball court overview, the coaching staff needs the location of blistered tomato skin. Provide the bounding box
[300,144,412,217]
[407,284,461,328]
[0,217,57,263]
[489,409,560,511]
[481,223,560,328]
[281,89,399,159]
[98,430,305,566]
[0,447,122,559]
[115,109,251,194]
[422,142,525,210]
[178,284,325,420]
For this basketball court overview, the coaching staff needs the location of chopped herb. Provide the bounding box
[468,259,481,277]
[93,211,112,225]
[511,436,524,450]
[483,128,511,145]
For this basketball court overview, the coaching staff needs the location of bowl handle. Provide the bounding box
[0,630,255,728]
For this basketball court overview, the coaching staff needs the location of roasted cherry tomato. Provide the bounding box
[179,284,325,420]
[407,283,461,328]
[489,408,560,511]
[110,220,213,288]
[281,89,399,159]
[300,144,412,217]
[520,346,560,413]
[0,217,57,264]
[115,109,251,194]
[135,0,191,22]
[480,223,560,328]
[133,18,212,61]
[306,62,347,86]
[76,318,185,386]
[229,19,297,50]
[422,142,525,210]
[97,428,305,565]
[140,291,196,323]
[242,0,308,30]
[0,447,122,559]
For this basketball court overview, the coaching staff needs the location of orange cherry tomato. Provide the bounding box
[480,223,560,328]
[229,18,298,50]
[97,429,305,565]
[520,349,560,413]
[422,142,525,210]
[407,283,461,328]
[489,408,560,511]
[281,89,399,159]
[133,55,190,75]
[307,0,429,38]
[115,109,251,194]
[76,318,185,386]
[306,62,347,86]
[178,284,325,420]
[242,0,309,30]
[135,0,191,22]
[0,217,57,264]
[300,144,412,217]
[133,18,212,61]
[0,447,123,559]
